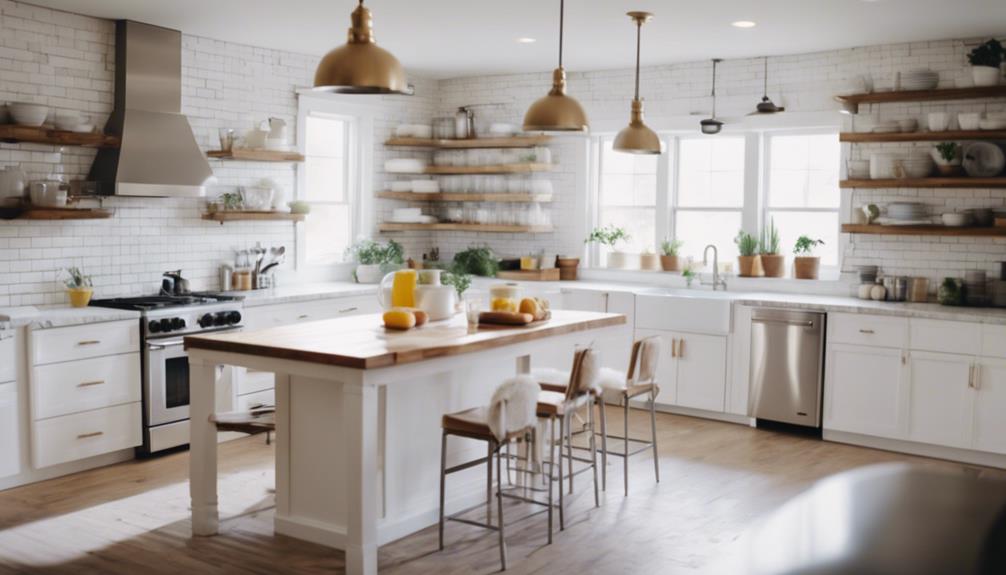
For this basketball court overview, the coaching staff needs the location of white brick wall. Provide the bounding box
[1,0,1003,304]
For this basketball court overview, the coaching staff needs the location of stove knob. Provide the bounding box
[213,312,227,326]
[148,320,162,334]
[158,318,172,332]
[171,317,186,330]
[198,313,215,328]
[226,311,242,325]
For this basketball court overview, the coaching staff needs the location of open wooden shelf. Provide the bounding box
[202,211,306,224]
[0,125,119,148]
[207,149,305,162]
[420,163,552,175]
[841,177,1006,189]
[835,85,1006,105]
[376,191,553,203]
[379,222,553,233]
[385,135,552,149]
[17,207,114,220]
[842,224,1006,237]
[840,130,1006,143]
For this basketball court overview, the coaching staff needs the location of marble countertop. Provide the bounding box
[0,305,141,329]
[225,282,378,307]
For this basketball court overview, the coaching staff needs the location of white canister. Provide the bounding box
[857,284,874,300]
[415,284,456,321]
[927,112,949,132]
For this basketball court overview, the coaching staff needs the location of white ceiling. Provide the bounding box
[24,0,1006,78]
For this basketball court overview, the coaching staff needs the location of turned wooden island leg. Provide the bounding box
[189,354,220,536]
[344,382,379,575]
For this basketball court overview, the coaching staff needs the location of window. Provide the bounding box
[594,137,658,262]
[301,113,355,264]
[765,132,840,266]
[673,136,746,263]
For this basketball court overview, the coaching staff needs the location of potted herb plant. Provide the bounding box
[793,236,825,280]
[931,142,963,176]
[451,245,499,277]
[63,266,93,308]
[968,39,1004,87]
[346,238,405,284]
[734,230,763,277]
[659,238,683,272]
[585,225,633,269]
[555,255,580,280]
[639,248,660,271]
[758,219,785,278]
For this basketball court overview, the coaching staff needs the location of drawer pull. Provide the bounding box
[297,314,310,320]
[338,307,358,314]
[858,329,875,334]
[77,431,104,440]
[670,338,677,358]
[77,380,105,388]
[77,340,102,346]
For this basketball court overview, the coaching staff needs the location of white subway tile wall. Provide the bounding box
[0,0,436,306]
[0,0,1003,305]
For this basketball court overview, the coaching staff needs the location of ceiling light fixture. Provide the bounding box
[522,0,589,132]
[313,0,411,95]
[700,59,724,135]
[731,20,757,28]
[749,56,785,115]
[614,11,661,155]
[516,37,537,44]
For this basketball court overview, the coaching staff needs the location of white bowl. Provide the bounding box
[979,118,1006,130]
[942,212,972,227]
[958,113,981,131]
[54,113,88,131]
[927,112,949,132]
[8,102,48,127]
[412,125,433,139]
[239,186,273,210]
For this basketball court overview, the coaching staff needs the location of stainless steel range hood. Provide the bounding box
[89,20,213,197]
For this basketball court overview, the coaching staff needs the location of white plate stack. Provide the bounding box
[901,69,939,91]
[886,202,930,225]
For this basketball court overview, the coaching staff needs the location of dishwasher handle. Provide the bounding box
[752,317,816,328]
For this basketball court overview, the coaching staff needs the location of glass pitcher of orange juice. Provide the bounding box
[378,269,417,309]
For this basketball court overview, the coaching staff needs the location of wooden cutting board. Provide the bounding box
[496,269,561,281]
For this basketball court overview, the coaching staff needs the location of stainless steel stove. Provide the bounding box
[90,293,244,454]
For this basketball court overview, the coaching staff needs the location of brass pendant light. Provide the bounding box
[749,56,785,115]
[700,59,724,135]
[522,0,589,132]
[613,12,660,155]
[313,0,411,95]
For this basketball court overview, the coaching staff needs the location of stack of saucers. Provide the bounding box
[901,69,940,91]
[887,202,930,225]
[965,270,987,306]
[858,265,878,284]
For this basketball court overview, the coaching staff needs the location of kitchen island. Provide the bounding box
[184,309,624,575]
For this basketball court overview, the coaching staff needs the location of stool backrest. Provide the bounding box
[564,347,599,401]
[627,336,661,385]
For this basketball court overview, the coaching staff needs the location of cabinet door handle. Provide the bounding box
[670,338,677,358]
[968,364,976,389]
[77,431,104,440]
[858,329,875,335]
[77,380,105,388]
[338,307,358,314]
[77,340,101,346]
[678,339,685,359]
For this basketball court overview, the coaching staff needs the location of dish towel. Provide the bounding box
[488,374,540,458]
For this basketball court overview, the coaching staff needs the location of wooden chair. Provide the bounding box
[536,347,601,531]
[438,378,550,571]
[211,405,276,444]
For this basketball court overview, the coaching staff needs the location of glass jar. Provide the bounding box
[489,283,522,313]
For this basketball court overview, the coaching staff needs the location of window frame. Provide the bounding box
[295,93,375,270]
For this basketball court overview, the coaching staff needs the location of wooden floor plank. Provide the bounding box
[0,409,1002,574]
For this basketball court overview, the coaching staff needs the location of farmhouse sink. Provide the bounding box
[633,290,734,334]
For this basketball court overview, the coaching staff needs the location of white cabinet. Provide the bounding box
[0,382,19,479]
[973,359,1006,454]
[906,351,973,449]
[545,289,635,371]
[824,343,906,439]
[31,353,141,420]
[636,328,727,412]
[30,320,139,365]
[32,402,141,469]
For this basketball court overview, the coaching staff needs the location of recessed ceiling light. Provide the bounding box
[516,37,536,44]
[731,20,757,28]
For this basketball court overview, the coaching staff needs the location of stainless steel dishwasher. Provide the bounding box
[749,308,826,428]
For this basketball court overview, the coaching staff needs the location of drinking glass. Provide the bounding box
[218,128,234,152]
[465,297,482,328]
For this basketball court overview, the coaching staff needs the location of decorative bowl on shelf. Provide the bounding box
[8,102,48,127]
[239,186,273,211]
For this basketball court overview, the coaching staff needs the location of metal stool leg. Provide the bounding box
[589,400,599,507]
[496,447,507,571]
[486,440,494,523]
[545,423,553,545]
[438,431,447,551]
[557,415,565,531]
[650,390,660,483]
[599,397,608,491]
[624,397,630,496]
[566,412,574,495]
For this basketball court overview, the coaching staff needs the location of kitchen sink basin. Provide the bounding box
[634,290,734,334]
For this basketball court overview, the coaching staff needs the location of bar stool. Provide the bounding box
[596,336,661,496]
[438,375,551,571]
[211,404,276,444]
[536,347,601,531]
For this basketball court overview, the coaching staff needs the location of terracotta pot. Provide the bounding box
[640,253,660,271]
[760,254,786,278]
[935,164,964,177]
[737,255,764,277]
[660,255,681,272]
[793,256,820,280]
[67,287,93,308]
[556,257,579,281]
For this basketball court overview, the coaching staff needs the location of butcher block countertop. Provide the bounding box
[184,309,625,369]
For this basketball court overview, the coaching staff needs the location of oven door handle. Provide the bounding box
[147,339,186,351]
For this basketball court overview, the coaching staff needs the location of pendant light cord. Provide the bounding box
[633,19,642,100]
[558,0,564,68]
[763,56,768,97]
[711,60,718,117]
